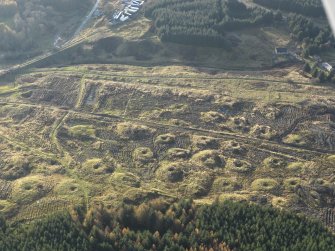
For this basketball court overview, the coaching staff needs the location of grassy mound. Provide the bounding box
[192,135,219,151]
[11,175,50,204]
[283,134,306,146]
[212,177,241,192]
[226,158,253,173]
[218,193,249,202]
[228,116,250,132]
[284,178,303,192]
[251,125,276,139]
[310,178,334,192]
[327,155,335,162]
[0,200,15,214]
[251,178,280,193]
[53,178,89,201]
[116,122,155,140]
[287,162,305,172]
[110,172,141,188]
[184,171,213,197]
[156,162,186,183]
[154,133,176,145]
[166,148,190,160]
[191,150,225,169]
[200,111,226,124]
[133,147,154,163]
[68,125,96,140]
[168,119,190,126]
[1,154,31,180]
[223,140,246,155]
[82,158,114,175]
[271,197,289,208]
[263,157,287,169]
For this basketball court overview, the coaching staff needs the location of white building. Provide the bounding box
[113,11,123,20]
[322,62,333,72]
[127,6,139,12]
[131,1,143,6]
[120,14,129,22]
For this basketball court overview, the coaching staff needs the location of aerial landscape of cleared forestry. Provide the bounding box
[0,0,335,250]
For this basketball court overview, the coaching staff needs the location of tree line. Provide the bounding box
[288,14,334,56]
[0,1,17,19]
[0,0,92,57]
[253,0,324,17]
[0,199,334,250]
[144,0,278,48]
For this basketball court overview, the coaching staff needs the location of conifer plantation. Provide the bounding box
[0,200,334,251]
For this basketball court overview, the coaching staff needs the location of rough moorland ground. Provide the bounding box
[0,64,334,231]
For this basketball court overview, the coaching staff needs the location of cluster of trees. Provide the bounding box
[0,213,90,251]
[288,14,334,56]
[0,23,22,51]
[0,199,334,250]
[0,0,92,56]
[253,0,324,17]
[0,0,17,19]
[303,62,335,83]
[144,0,279,48]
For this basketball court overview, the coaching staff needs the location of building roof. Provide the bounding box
[275,47,288,54]
[322,62,333,71]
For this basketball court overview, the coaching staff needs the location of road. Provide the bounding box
[73,0,102,37]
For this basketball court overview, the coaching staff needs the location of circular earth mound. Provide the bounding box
[11,175,50,204]
[1,154,31,180]
[263,157,287,169]
[154,133,176,145]
[133,147,154,163]
[287,162,305,172]
[284,178,303,192]
[283,134,306,146]
[110,172,141,188]
[53,178,90,201]
[156,162,186,183]
[166,148,190,160]
[212,177,241,192]
[223,140,246,155]
[192,136,219,151]
[310,178,334,193]
[191,150,225,169]
[251,178,279,194]
[83,158,114,174]
[251,125,276,139]
[200,111,226,123]
[229,116,250,132]
[68,125,96,140]
[183,171,213,197]
[116,122,155,140]
[227,158,253,173]
[0,200,15,214]
[272,197,289,208]
[218,193,248,202]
